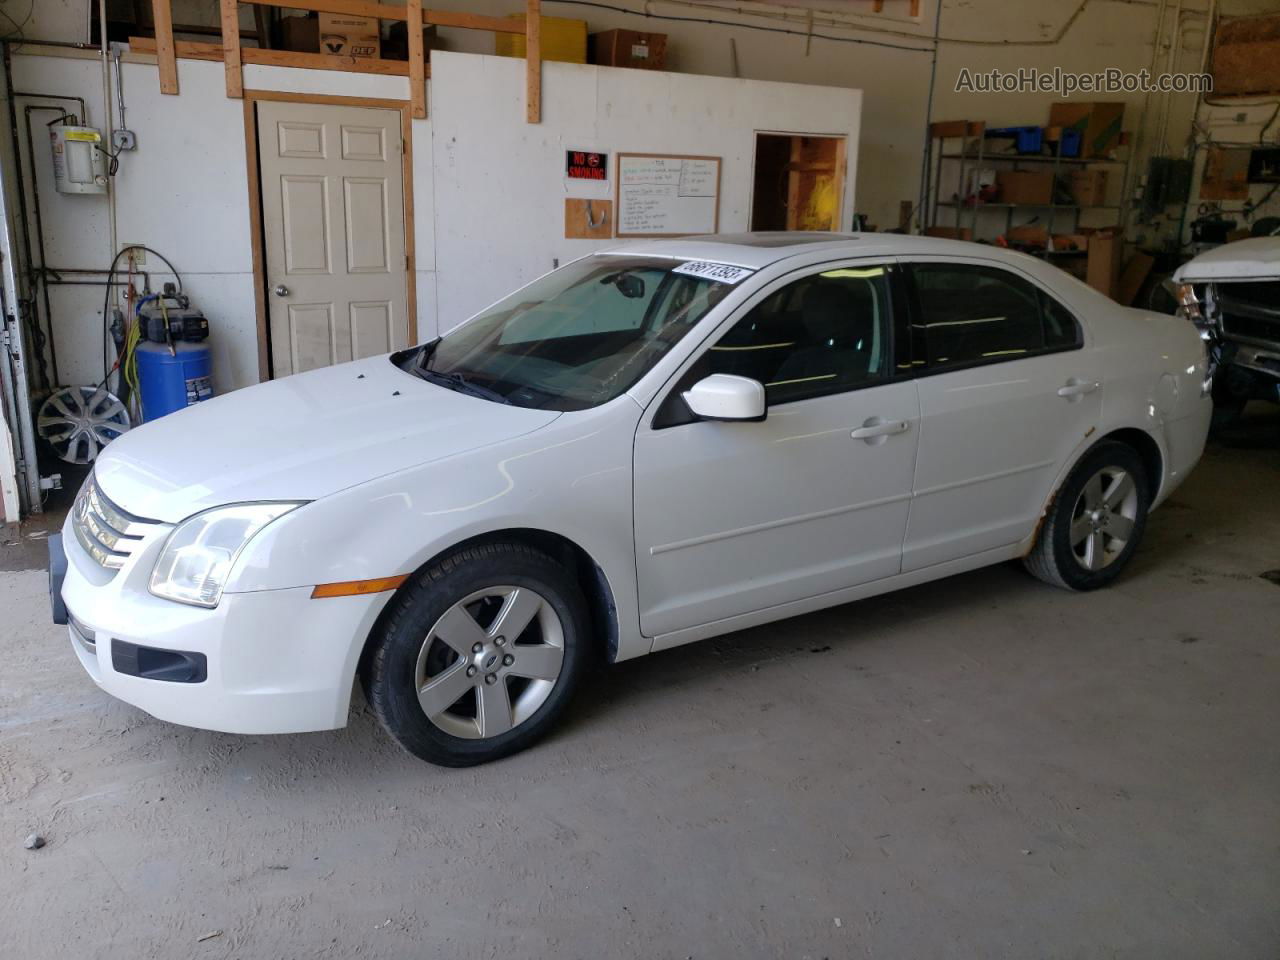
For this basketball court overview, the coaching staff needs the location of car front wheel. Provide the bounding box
[363,542,588,766]
[1024,440,1150,591]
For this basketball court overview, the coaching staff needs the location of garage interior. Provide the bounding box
[1,0,1278,956]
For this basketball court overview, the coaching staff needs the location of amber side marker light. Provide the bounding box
[311,575,409,599]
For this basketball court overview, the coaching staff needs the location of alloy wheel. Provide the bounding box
[37,385,131,464]
[414,586,565,740]
[1069,466,1140,572]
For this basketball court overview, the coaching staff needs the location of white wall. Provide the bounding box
[16,0,1280,239]
[430,51,860,325]
[8,46,858,392]
[8,0,1279,396]
[9,51,434,393]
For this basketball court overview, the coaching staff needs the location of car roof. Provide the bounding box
[598,231,1038,270]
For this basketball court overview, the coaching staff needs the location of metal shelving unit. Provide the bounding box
[926,119,1131,253]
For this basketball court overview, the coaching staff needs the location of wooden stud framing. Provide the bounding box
[141,0,524,107]
[243,0,524,32]
[250,0,403,19]
[219,0,243,98]
[426,11,524,34]
[241,95,270,383]
[241,89,419,379]
[150,0,179,93]
[130,37,413,77]
[407,0,426,119]
[526,0,541,124]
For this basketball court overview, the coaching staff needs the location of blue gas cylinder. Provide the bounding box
[136,340,214,422]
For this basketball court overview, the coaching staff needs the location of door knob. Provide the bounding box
[851,418,911,443]
[1057,379,1099,400]
[274,284,290,297]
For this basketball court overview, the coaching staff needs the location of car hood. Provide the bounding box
[1173,236,1280,282]
[93,356,561,523]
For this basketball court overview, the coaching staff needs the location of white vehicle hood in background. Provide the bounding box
[1173,236,1280,282]
[93,356,561,522]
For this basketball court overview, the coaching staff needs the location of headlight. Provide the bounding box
[1175,283,1203,323]
[149,502,303,607]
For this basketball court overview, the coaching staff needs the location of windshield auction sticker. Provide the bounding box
[672,261,755,284]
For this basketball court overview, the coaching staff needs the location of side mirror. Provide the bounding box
[682,374,767,422]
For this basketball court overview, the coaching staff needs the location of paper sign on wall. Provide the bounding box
[615,154,722,237]
[566,150,609,181]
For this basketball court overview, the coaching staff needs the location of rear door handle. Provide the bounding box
[1057,380,1099,399]
[851,418,911,442]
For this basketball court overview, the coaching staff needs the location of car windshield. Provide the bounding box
[401,255,737,410]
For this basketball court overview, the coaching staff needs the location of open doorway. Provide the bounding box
[750,133,847,232]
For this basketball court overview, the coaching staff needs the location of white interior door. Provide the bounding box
[258,100,408,377]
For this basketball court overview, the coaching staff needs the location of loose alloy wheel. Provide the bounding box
[363,543,589,766]
[415,586,565,740]
[37,385,131,464]
[1024,440,1150,591]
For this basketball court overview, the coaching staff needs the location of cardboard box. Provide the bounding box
[1085,229,1121,299]
[280,15,319,53]
[1069,168,1109,206]
[382,22,441,61]
[997,170,1053,205]
[1049,101,1124,158]
[925,226,973,241]
[495,15,587,63]
[1116,251,1155,306]
[1210,14,1280,97]
[589,30,667,69]
[1007,224,1049,249]
[318,12,380,59]
[1200,147,1251,201]
[1051,233,1089,252]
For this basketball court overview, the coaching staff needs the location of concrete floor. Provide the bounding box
[2,416,1278,959]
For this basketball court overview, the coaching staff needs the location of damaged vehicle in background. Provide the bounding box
[1173,235,1280,427]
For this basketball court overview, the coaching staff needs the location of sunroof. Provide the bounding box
[689,232,851,248]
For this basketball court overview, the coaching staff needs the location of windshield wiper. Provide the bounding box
[418,368,511,405]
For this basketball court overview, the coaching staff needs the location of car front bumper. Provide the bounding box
[55,514,386,734]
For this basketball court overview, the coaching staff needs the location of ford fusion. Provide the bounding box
[52,233,1212,766]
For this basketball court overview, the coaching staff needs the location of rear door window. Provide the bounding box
[909,262,1080,370]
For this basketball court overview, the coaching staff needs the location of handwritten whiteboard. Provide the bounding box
[615,154,722,237]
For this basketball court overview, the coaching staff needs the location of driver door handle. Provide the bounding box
[851,419,911,441]
[1057,379,1099,398]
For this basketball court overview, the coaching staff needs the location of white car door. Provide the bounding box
[633,262,920,639]
[901,258,1102,572]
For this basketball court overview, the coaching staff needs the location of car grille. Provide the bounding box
[71,474,159,571]
[1218,281,1280,347]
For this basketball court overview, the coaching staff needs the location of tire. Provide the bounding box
[1023,440,1150,591]
[363,542,589,767]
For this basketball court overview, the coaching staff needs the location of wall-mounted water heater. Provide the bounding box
[50,125,108,195]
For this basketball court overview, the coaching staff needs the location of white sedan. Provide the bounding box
[53,233,1212,766]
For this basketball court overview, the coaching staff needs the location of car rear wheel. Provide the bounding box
[1024,440,1150,591]
[363,542,588,766]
